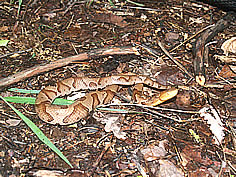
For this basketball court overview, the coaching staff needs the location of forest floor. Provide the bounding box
[0,0,235,176]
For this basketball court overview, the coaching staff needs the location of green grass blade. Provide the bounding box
[108,0,114,6]
[3,96,74,105]
[18,0,22,16]
[86,0,94,7]
[0,96,73,168]
[4,96,36,104]
[8,88,40,94]
[8,88,74,105]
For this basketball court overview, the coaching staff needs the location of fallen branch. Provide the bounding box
[0,46,139,87]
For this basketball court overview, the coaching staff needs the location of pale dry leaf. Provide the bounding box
[6,118,22,126]
[159,160,184,177]
[221,37,236,55]
[31,170,63,177]
[140,141,184,176]
[214,55,236,63]
[93,112,126,139]
[104,116,126,139]
[207,168,218,177]
[199,106,225,145]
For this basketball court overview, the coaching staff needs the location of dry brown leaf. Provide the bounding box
[219,65,236,78]
[165,32,179,42]
[176,90,191,107]
[93,13,128,27]
[0,26,9,32]
[139,141,183,177]
[141,141,167,161]
[229,65,236,73]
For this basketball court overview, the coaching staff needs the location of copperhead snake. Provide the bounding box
[35,75,178,125]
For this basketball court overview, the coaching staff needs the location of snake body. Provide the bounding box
[35,75,171,125]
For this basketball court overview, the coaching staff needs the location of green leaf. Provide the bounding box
[189,129,201,143]
[0,96,73,168]
[0,40,10,46]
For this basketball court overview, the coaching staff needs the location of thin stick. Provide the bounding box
[157,39,194,79]
[97,103,199,114]
[160,25,215,58]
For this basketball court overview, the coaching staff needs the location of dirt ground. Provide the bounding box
[0,0,235,176]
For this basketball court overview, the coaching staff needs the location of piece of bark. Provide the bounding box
[196,0,236,12]
[193,12,235,85]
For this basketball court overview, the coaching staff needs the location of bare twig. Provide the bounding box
[157,39,194,79]
[0,48,32,59]
[98,103,199,114]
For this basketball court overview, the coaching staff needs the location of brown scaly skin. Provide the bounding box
[35,75,176,125]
